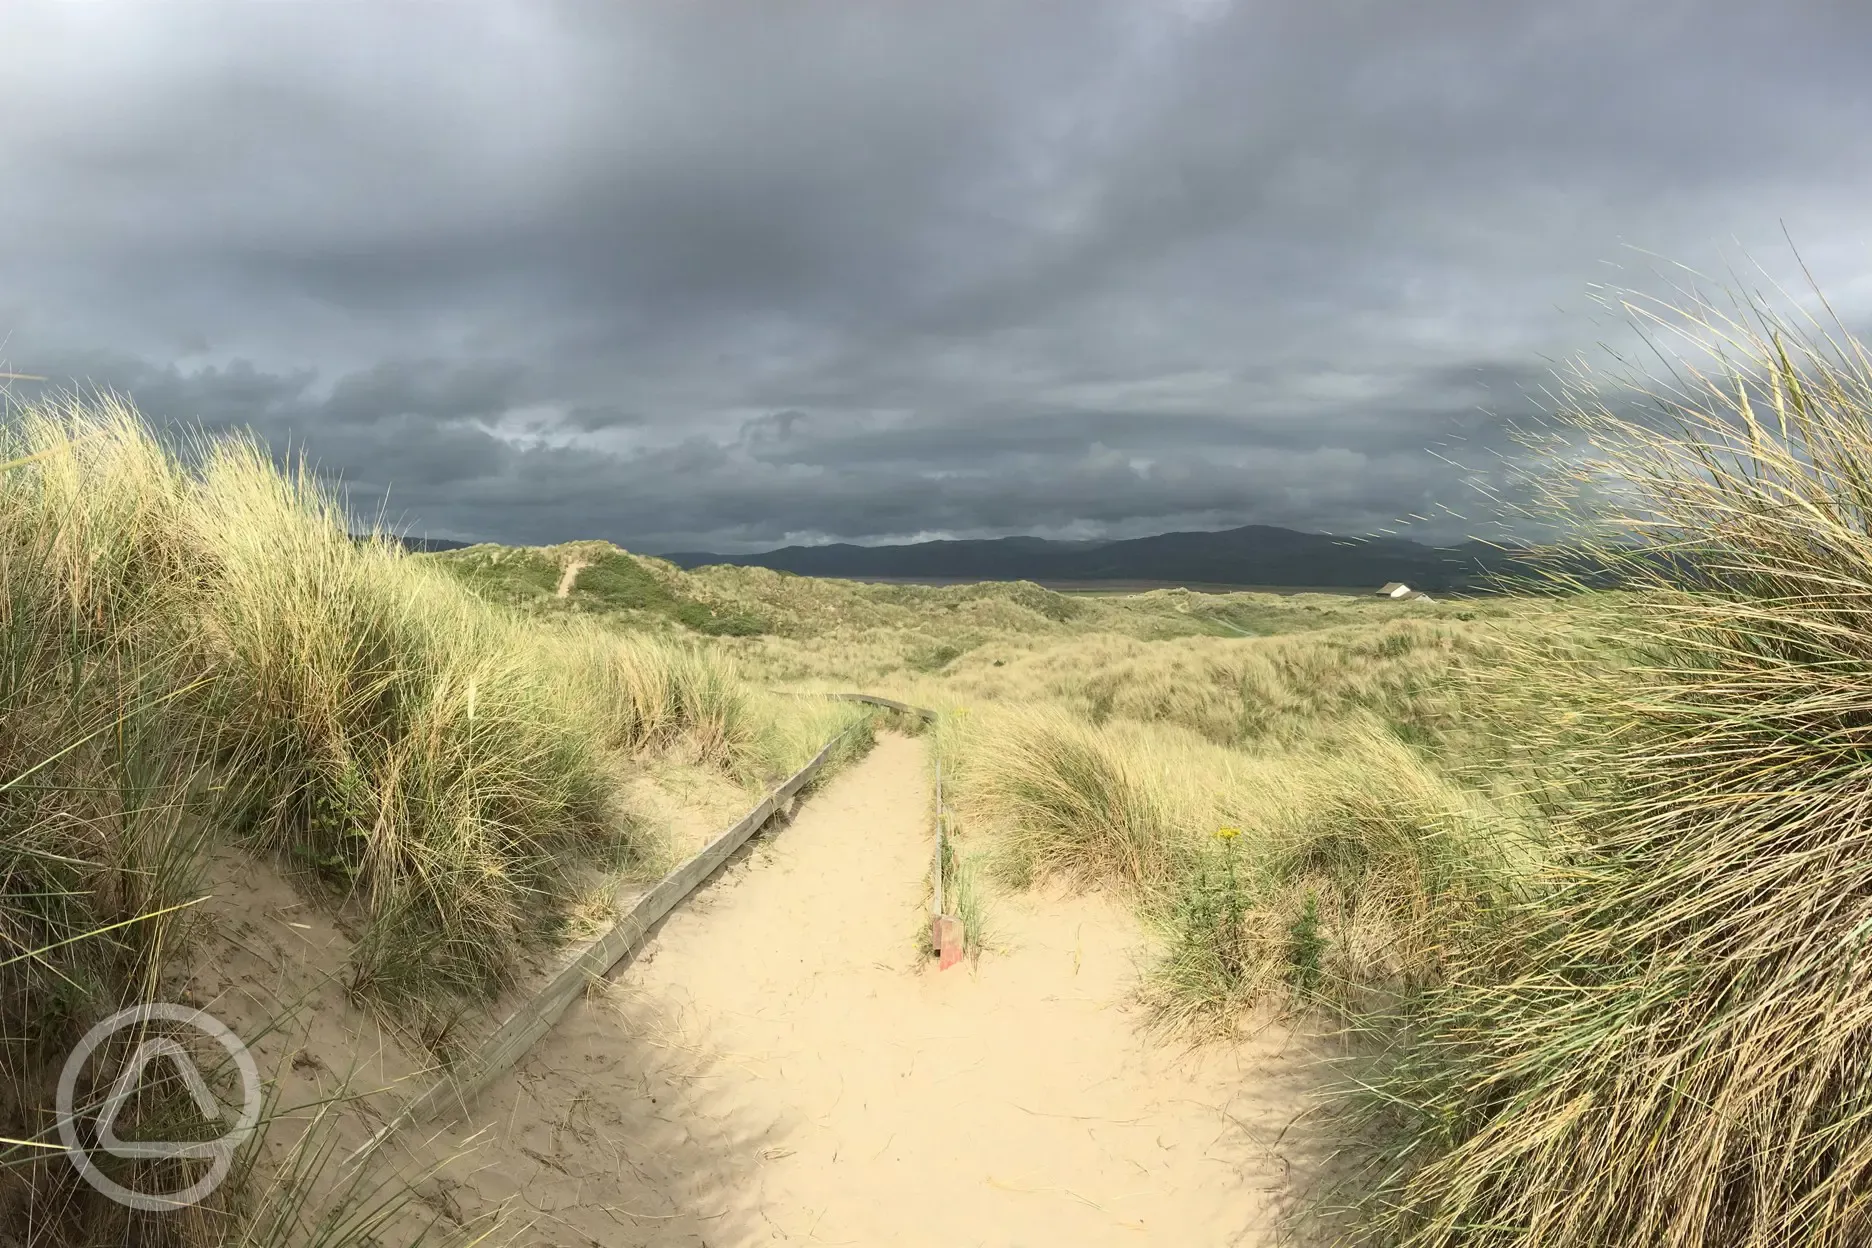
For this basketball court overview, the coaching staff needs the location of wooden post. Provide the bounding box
[933,915,964,970]
[929,757,965,970]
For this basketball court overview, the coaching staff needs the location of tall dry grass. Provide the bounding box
[965,707,1204,893]
[1336,275,1872,1246]
[14,398,773,1003]
[0,396,793,1244]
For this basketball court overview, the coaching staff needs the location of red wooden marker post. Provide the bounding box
[933,914,964,970]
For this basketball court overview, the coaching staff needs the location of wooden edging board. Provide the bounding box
[931,757,945,922]
[361,721,861,1144]
[764,688,937,724]
[826,691,938,721]
[361,690,950,1151]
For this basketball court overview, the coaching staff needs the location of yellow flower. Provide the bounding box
[1215,825,1242,841]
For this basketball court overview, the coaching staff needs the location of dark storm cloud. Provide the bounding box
[2,0,1869,552]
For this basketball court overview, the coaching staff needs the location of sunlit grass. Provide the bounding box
[0,395,813,1245]
[1331,274,1872,1246]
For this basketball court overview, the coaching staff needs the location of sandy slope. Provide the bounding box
[398,733,1328,1246]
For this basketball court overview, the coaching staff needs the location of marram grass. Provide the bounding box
[0,396,805,1244]
[1335,278,1872,1246]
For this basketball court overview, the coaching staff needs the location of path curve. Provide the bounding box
[420,733,1322,1246]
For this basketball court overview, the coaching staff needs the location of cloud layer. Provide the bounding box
[4,0,1870,551]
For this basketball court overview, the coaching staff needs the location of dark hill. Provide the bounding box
[661,524,1526,591]
[351,533,474,553]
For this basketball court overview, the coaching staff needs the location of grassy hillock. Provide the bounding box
[0,398,871,1245]
[428,534,1508,645]
[429,540,768,635]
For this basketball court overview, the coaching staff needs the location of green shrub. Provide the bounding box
[907,641,966,672]
[576,551,675,609]
[1286,889,1325,999]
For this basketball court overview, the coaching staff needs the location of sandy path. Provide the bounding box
[422,733,1324,1246]
[555,560,589,598]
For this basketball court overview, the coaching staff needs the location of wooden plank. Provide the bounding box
[828,691,938,721]
[928,759,965,968]
[396,723,860,1127]
[352,690,944,1161]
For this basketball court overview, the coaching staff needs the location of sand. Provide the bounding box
[555,560,590,598]
[190,732,1328,1245]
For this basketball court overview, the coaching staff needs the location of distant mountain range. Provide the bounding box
[659,524,1537,592]
[363,534,475,553]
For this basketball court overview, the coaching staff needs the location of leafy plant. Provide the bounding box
[1286,888,1324,999]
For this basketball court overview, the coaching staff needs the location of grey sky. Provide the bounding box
[3,0,1869,551]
